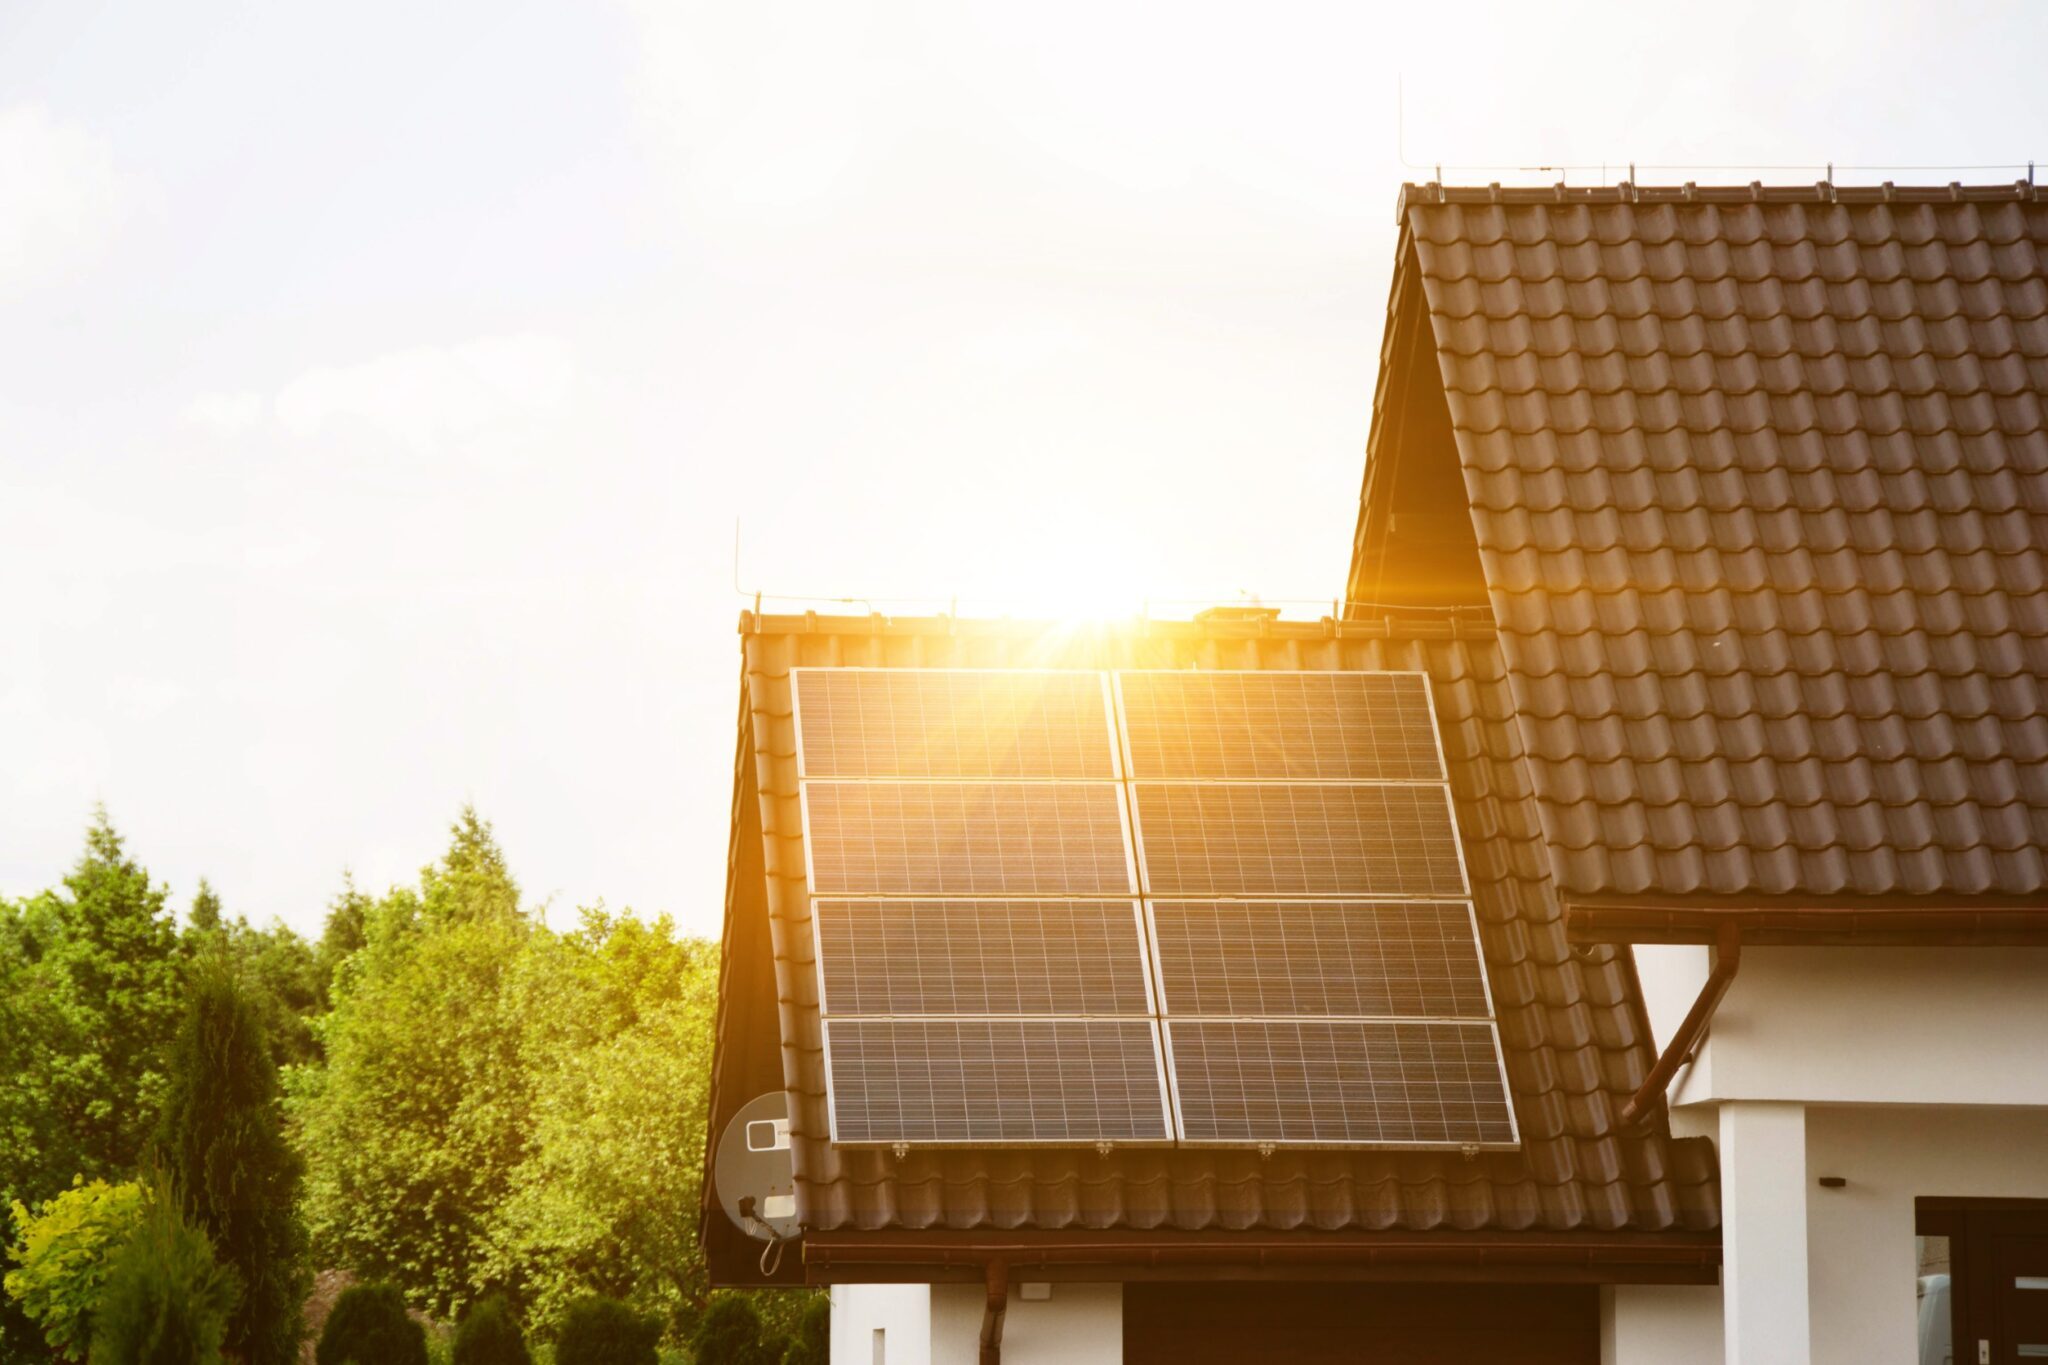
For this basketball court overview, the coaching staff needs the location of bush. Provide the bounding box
[555,1296,661,1365]
[2,1177,147,1360]
[781,1296,828,1365]
[453,1294,531,1365]
[88,1178,240,1365]
[316,1282,427,1365]
[688,1295,778,1365]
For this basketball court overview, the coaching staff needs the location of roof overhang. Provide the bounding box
[801,1228,1721,1287]
[1566,894,2048,947]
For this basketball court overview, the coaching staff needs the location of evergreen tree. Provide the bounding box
[187,880,224,936]
[156,962,310,1365]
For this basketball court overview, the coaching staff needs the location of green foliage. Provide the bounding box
[452,1294,531,1365]
[555,1296,661,1365]
[687,1295,779,1365]
[0,814,183,1204]
[780,1298,828,1365]
[477,911,720,1335]
[87,1174,240,1365]
[290,811,536,1316]
[180,884,326,1069]
[157,962,311,1365]
[316,1282,427,1365]
[2,1177,146,1361]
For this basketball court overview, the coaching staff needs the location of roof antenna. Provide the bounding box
[1827,161,1834,185]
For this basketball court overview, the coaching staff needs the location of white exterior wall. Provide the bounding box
[833,1284,932,1365]
[1601,1284,1723,1365]
[929,1282,1121,1365]
[1618,944,2048,1365]
[1805,1106,2048,1365]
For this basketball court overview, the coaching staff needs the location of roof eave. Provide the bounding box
[800,1227,1722,1287]
[1566,894,2048,947]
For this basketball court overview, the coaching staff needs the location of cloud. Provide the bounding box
[182,390,267,434]
[201,332,576,456]
[0,105,129,294]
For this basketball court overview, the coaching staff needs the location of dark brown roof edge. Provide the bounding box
[803,1228,1721,1287]
[1567,895,2048,947]
[1397,179,2042,219]
[737,608,1497,642]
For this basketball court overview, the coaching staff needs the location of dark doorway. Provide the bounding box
[1123,1282,1597,1365]
[1919,1199,2048,1365]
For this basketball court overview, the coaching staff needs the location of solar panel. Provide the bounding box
[824,1019,1172,1144]
[1166,1020,1515,1146]
[793,669,1118,779]
[814,900,1152,1017]
[804,781,1135,895]
[788,665,1513,1151]
[1117,671,1445,781]
[1150,901,1490,1019]
[1131,783,1467,897]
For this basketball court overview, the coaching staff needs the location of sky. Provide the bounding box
[2,0,2041,939]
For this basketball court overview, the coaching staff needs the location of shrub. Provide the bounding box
[781,1296,828,1365]
[453,1294,531,1365]
[2,1178,146,1361]
[555,1296,661,1365]
[687,1295,778,1365]
[88,1177,240,1365]
[315,1282,427,1365]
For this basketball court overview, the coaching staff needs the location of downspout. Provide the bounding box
[1620,921,1741,1128]
[979,1259,1009,1365]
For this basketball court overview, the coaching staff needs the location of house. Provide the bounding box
[703,180,2048,1365]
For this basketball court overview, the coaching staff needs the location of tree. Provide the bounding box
[2,1178,147,1361]
[0,812,183,1360]
[290,811,536,1316]
[478,912,719,1334]
[85,1172,239,1365]
[156,962,310,1365]
[313,878,372,1008]
[26,812,183,1180]
[180,882,325,1069]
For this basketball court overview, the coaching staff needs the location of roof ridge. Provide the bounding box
[1398,180,2042,220]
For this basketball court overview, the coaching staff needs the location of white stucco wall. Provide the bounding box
[1805,1105,2048,1365]
[1663,947,2048,1109]
[833,1283,932,1365]
[1601,1284,1723,1365]
[928,1282,1121,1365]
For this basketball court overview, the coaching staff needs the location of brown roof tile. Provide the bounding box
[708,614,1717,1258]
[1375,183,2048,901]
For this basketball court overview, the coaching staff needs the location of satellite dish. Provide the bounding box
[714,1092,801,1242]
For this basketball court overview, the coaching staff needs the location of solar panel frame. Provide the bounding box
[790,667,1123,781]
[820,1018,1176,1146]
[1161,1018,1519,1150]
[1128,782,1471,899]
[811,898,1155,1019]
[1113,670,1449,783]
[787,663,1518,1153]
[800,780,1140,897]
[1146,900,1495,1022]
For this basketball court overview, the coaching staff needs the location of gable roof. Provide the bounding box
[703,611,1719,1286]
[1351,183,2048,910]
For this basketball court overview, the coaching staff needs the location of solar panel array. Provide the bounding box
[791,666,1514,1150]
